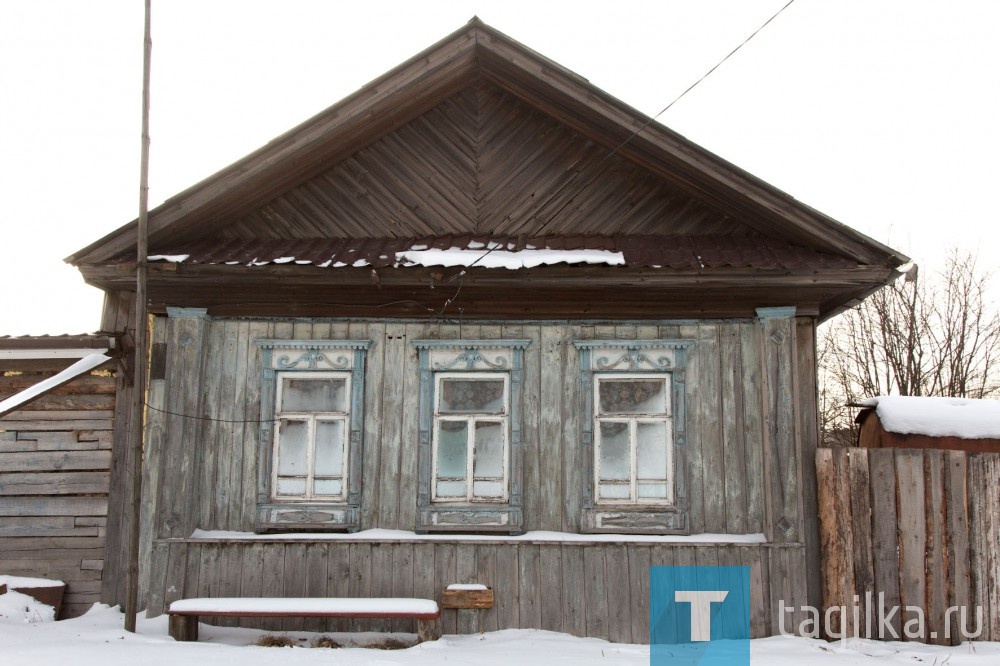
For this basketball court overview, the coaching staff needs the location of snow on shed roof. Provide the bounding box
[858,396,1000,440]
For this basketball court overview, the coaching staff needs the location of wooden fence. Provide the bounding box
[0,368,115,618]
[816,447,1000,644]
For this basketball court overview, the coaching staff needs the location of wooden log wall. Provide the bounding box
[127,314,821,639]
[0,361,116,618]
[816,447,1000,644]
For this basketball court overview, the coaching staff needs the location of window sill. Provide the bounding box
[416,505,523,534]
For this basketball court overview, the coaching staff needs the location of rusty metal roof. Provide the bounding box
[145,235,859,270]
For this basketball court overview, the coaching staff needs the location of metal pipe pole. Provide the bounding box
[125,0,152,633]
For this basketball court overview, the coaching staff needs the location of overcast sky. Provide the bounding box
[1,1,998,335]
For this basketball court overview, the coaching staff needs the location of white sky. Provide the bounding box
[1,0,998,335]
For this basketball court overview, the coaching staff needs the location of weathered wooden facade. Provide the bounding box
[0,336,116,618]
[65,20,908,641]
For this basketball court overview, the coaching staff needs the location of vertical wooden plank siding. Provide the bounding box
[794,318,822,610]
[129,316,832,641]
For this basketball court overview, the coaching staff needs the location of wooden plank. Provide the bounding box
[0,471,110,496]
[281,543,307,631]
[944,451,971,645]
[397,322,426,530]
[924,450,947,644]
[391,543,415,633]
[696,326,726,533]
[561,546,586,637]
[476,544,499,632]
[163,541,189,612]
[560,325,583,532]
[605,544,632,643]
[536,544,560,631]
[520,325,543,532]
[303,543,329,632]
[720,324,747,534]
[969,454,1000,641]
[1,431,106,453]
[678,325,704,534]
[240,320,269,529]
[237,543,264,629]
[517,544,541,629]
[762,316,799,543]
[326,544,351,632]
[627,546,651,644]
[196,322,225,531]
[144,540,169,616]
[455,544,478,634]
[537,325,564,531]
[495,544,519,630]
[434,543,457,635]
[259,544,285,631]
[0,419,112,431]
[2,409,116,421]
[583,546,609,640]
[0,450,111,473]
[895,450,926,640]
[369,542,394,632]
[377,324,406,528]
[868,448,902,640]
[847,448,875,638]
[358,321,386,528]
[412,543,437,634]
[139,378,165,611]
[0,496,107,517]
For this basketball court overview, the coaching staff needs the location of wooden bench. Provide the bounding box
[166,597,441,643]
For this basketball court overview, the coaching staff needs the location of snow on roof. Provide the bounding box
[396,248,625,269]
[859,396,1000,439]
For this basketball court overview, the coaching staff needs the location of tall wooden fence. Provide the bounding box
[816,447,1000,644]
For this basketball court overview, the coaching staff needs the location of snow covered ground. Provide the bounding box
[1,603,999,666]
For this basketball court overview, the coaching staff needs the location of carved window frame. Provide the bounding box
[256,339,371,532]
[412,339,531,533]
[574,340,693,534]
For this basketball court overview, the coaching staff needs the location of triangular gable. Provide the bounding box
[66,19,907,269]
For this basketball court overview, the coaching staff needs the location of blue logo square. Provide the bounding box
[650,566,750,666]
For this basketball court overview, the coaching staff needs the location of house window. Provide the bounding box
[594,374,672,503]
[256,340,371,532]
[273,372,350,501]
[412,339,530,533]
[432,373,509,502]
[574,340,693,534]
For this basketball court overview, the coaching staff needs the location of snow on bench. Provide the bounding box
[166,597,441,643]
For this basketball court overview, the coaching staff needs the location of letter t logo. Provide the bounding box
[674,590,729,641]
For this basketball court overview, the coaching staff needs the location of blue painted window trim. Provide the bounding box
[573,340,693,534]
[255,339,372,532]
[411,339,531,534]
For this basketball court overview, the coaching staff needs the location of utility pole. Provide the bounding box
[125,0,152,633]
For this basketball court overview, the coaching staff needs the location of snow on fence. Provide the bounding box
[816,447,1000,644]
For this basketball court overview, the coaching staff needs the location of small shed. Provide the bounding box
[0,335,116,618]
[855,395,1000,453]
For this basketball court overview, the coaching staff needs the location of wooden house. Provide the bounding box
[855,396,1000,453]
[65,20,908,641]
[0,334,116,618]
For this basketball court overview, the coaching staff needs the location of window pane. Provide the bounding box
[473,421,504,478]
[638,482,669,499]
[436,480,466,498]
[314,419,345,476]
[439,378,505,414]
[313,479,342,497]
[636,421,669,481]
[436,420,468,478]
[598,378,668,415]
[276,477,306,496]
[281,377,346,412]
[598,421,630,481]
[276,419,309,476]
[473,480,504,498]
[599,483,630,500]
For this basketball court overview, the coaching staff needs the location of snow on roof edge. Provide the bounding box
[861,395,1000,440]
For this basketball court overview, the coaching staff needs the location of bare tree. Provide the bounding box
[818,250,1000,446]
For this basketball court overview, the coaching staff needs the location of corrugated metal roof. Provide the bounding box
[145,235,858,270]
